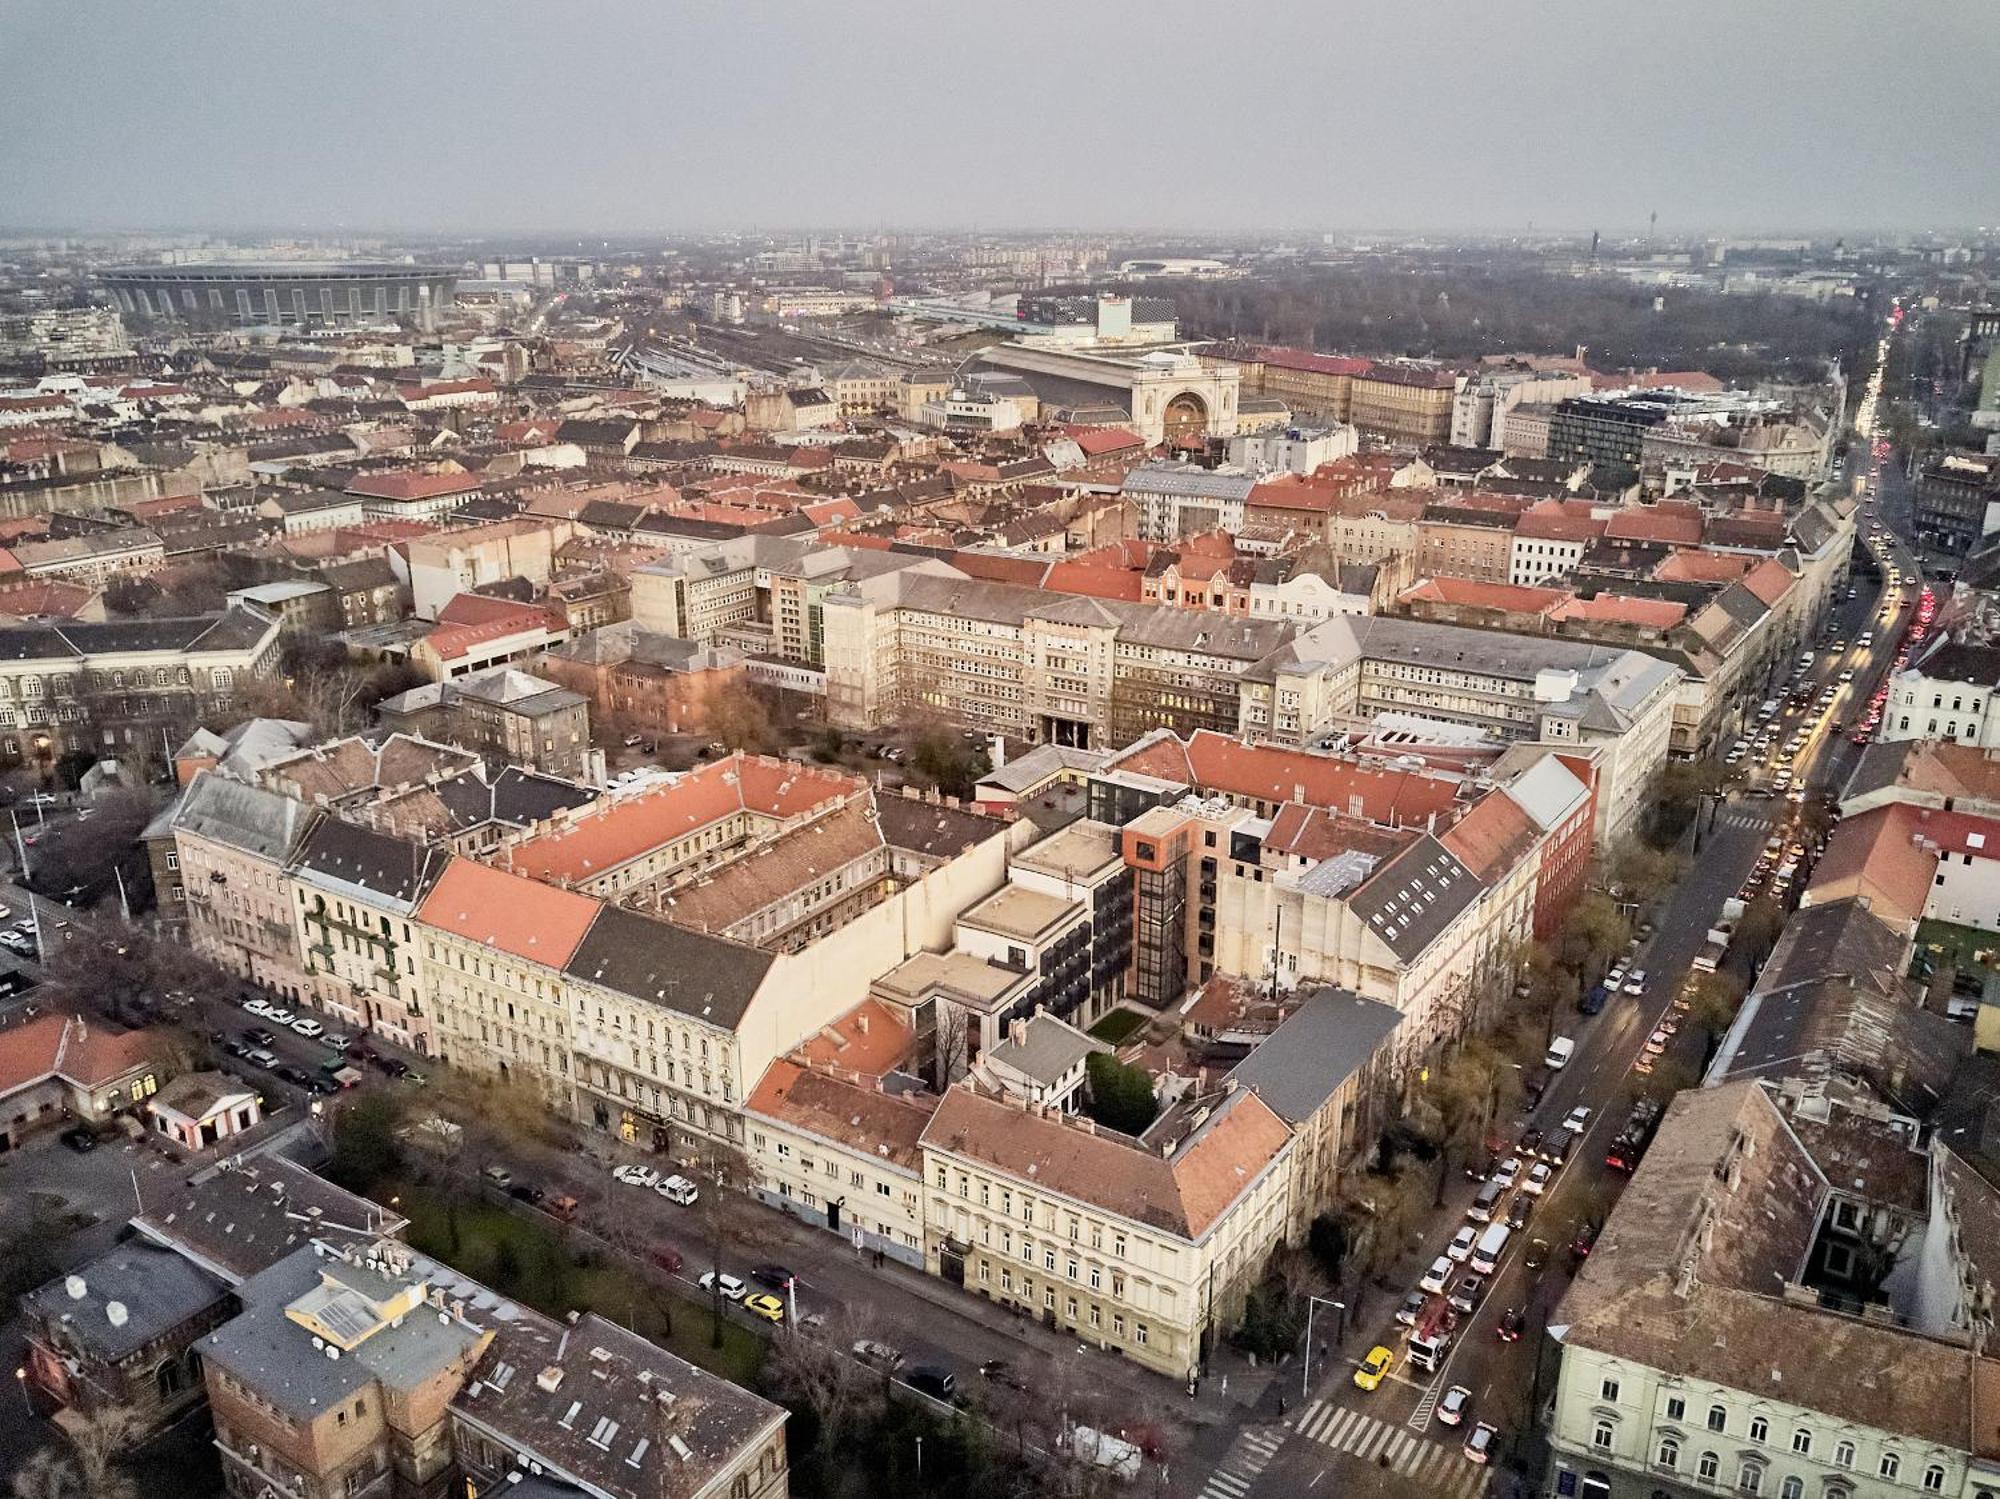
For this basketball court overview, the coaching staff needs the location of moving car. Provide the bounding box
[1354,1345,1395,1392]
[1436,1385,1471,1427]
[1497,1308,1525,1342]
[1562,1105,1592,1134]
[1447,1225,1477,1262]
[1447,1273,1486,1314]
[1396,1290,1428,1328]
[1523,1162,1553,1196]
[1420,1256,1453,1294]
[750,1263,796,1290]
[1464,1423,1498,1465]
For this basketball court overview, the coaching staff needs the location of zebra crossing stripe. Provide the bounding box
[1204,1472,1248,1496]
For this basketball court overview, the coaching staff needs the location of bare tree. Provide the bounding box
[694,1136,754,1348]
[764,1307,881,1453]
[14,1407,141,1499]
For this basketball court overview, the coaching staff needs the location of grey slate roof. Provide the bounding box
[24,1244,227,1362]
[1347,833,1483,963]
[173,771,311,862]
[985,1012,1109,1085]
[1228,988,1402,1123]
[1121,465,1258,502]
[564,904,773,1030]
[290,818,447,909]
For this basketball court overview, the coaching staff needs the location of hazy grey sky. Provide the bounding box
[5,1,1996,237]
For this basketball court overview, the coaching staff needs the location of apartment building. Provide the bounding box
[1124,466,1258,542]
[1347,363,1458,445]
[1238,614,1677,843]
[1885,642,2000,747]
[376,667,591,780]
[919,1081,1294,1382]
[746,1045,932,1268]
[822,569,1290,750]
[418,858,601,1102]
[1221,346,1370,422]
[1911,451,2000,556]
[1415,500,1524,583]
[290,819,450,1054]
[0,607,282,767]
[1545,1081,2000,1499]
[171,771,315,1001]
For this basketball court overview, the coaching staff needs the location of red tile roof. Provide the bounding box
[0,1014,158,1096]
[1549,593,1688,630]
[1183,730,1463,826]
[345,470,481,502]
[1741,557,1797,607]
[506,755,861,884]
[417,857,601,964]
[1247,479,1341,514]
[1400,577,1568,615]
[1653,550,1753,584]
[1042,561,1144,601]
[1439,790,1541,881]
[1803,803,1936,928]
[1063,425,1146,456]
[1603,503,1705,546]
[1247,346,1373,378]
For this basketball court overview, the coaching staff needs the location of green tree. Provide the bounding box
[328,1091,406,1192]
[1083,1053,1158,1135]
[1684,971,1747,1067]
[1557,890,1630,982]
[907,725,991,800]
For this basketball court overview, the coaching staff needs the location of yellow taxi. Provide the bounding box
[1354,1344,1395,1391]
[742,1293,785,1324]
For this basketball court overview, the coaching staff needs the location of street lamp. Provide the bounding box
[15,1365,29,1416]
[1301,1294,1345,1399]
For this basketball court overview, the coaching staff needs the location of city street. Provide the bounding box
[1207,468,1915,1499]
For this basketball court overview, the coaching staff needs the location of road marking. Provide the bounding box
[1196,1423,1287,1499]
[1293,1402,1485,1496]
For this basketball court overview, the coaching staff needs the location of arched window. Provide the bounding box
[1698,1451,1720,1482]
[1750,1416,1769,1443]
[1880,1453,1901,1482]
[1924,1466,1947,1493]
[1833,1441,1855,1469]
[1791,1429,1812,1456]
[1656,1437,1680,1470]
[1779,1478,1802,1499]
[1739,1461,1764,1495]
[1593,1419,1615,1452]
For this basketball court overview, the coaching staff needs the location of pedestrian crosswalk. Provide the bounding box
[1290,1400,1489,1499]
[1196,1425,1285,1499]
[1718,809,1774,831]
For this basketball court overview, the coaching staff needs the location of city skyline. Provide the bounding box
[6,0,1998,237]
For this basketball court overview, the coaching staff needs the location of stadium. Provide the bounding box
[100,262,459,332]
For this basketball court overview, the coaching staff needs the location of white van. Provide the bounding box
[1470,1222,1512,1276]
[1545,1036,1576,1070]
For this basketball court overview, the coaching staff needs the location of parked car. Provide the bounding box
[905,1365,958,1403]
[852,1339,903,1371]
[245,1027,277,1047]
[1491,1155,1520,1190]
[291,1017,324,1039]
[507,1183,546,1205]
[612,1164,661,1189]
[656,1175,699,1206]
[1505,1195,1535,1232]
[651,1246,684,1275]
[264,1008,295,1026]
[1395,1291,1428,1328]
[741,1293,785,1324]
[1446,1225,1477,1262]
[698,1272,746,1301]
[1436,1385,1471,1427]
[1420,1256,1453,1294]
[59,1126,97,1153]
